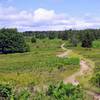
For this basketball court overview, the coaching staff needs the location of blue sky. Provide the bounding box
[0,0,100,31]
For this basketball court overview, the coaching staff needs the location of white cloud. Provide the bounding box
[0,6,100,31]
[33,8,55,22]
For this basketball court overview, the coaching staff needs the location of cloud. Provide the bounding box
[0,6,100,31]
[33,8,55,22]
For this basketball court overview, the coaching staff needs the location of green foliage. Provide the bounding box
[71,36,78,47]
[15,89,30,100]
[91,72,100,88]
[23,29,100,44]
[66,57,80,65]
[55,57,80,66]
[0,84,12,99]
[69,31,79,47]
[33,91,49,100]
[0,28,30,54]
[61,31,68,40]
[71,46,100,93]
[31,36,37,43]
[92,40,100,48]
[0,38,79,72]
[0,82,85,100]
[0,38,79,86]
[81,31,93,48]
[47,82,84,100]
[48,32,56,39]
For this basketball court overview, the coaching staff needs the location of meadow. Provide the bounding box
[0,33,99,99]
[0,38,80,87]
[71,40,100,93]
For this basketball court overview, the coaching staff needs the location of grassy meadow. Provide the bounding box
[71,40,100,93]
[0,38,80,87]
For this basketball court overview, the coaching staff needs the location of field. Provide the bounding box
[0,0,100,98]
[0,35,99,99]
[71,40,100,93]
[0,38,80,87]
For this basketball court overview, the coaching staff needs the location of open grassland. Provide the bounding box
[71,40,100,93]
[0,38,80,87]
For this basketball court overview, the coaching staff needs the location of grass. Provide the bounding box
[70,41,100,93]
[92,39,100,48]
[0,38,80,87]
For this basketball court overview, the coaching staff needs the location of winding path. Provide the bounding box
[63,60,90,85]
[57,43,72,58]
[57,43,100,100]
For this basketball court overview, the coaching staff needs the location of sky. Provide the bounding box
[0,0,100,31]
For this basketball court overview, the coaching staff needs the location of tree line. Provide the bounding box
[0,28,100,54]
[23,29,100,48]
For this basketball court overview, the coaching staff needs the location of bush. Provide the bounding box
[31,37,36,43]
[0,84,12,99]
[47,81,84,100]
[90,72,100,88]
[0,28,30,54]
[92,40,100,48]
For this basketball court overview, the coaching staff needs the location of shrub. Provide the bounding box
[47,81,84,100]
[90,72,100,88]
[92,40,100,48]
[31,37,37,43]
[0,84,12,99]
[0,28,30,54]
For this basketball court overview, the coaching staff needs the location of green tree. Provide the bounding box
[61,31,68,40]
[70,34,78,47]
[0,28,30,54]
[81,30,93,48]
[31,36,36,43]
[48,32,56,39]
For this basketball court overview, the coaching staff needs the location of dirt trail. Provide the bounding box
[57,43,100,100]
[63,60,90,85]
[86,90,100,100]
[57,43,72,58]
